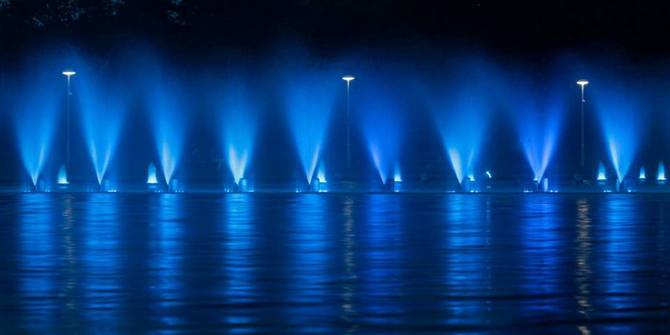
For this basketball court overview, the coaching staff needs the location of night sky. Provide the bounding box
[2,1,670,58]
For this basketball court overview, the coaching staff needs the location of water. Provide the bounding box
[0,193,669,333]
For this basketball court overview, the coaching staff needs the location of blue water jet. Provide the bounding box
[219,83,257,185]
[513,91,564,183]
[430,64,494,186]
[593,83,644,183]
[147,163,158,184]
[56,166,68,185]
[597,162,607,181]
[77,70,126,185]
[435,92,489,184]
[146,75,186,186]
[359,82,403,185]
[283,71,338,184]
[658,161,666,182]
[13,61,62,186]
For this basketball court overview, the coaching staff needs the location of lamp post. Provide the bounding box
[577,79,589,170]
[342,75,355,170]
[62,70,76,175]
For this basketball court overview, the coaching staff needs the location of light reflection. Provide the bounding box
[340,195,357,333]
[359,195,406,326]
[221,194,258,331]
[575,198,593,332]
[286,194,336,332]
[18,194,57,332]
[150,194,185,328]
[58,195,79,325]
[519,196,563,319]
[81,194,121,327]
[442,195,491,328]
[594,196,641,333]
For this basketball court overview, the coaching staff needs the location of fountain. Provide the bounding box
[56,166,69,185]
[359,81,403,190]
[78,68,126,187]
[431,67,492,191]
[14,60,61,189]
[147,163,158,185]
[218,81,257,191]
[285,75,337,187]
[3,50,670,194]
[513,93,564,191]
[658,161,666,184]
[594,82,644,191]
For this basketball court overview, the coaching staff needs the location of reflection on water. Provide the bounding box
[18,194,57,333]
[1,193,670,333]
[443,195,491,330]
[221,193,257,332]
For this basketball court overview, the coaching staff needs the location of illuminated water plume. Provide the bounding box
[658,161,666,182]
[14,60,61,186]
[147,78,186,185]
[431,64,493,185]
[77,70,126,185]
[283,71,337,184]
[219,84,257,185]
[594,83,644,183]
[359,86,402,185]
[597,162,607,181]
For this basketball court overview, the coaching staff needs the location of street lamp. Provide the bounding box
[342,75,355,170]
[577,79,589,170]
[62,70,76,177]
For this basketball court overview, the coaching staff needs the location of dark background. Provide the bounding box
[2,1,670,58]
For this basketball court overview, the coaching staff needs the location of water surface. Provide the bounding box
[0,193,669,333]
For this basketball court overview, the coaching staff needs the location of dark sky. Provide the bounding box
[2,0,670,58]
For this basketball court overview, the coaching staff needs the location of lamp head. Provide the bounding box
[62,70,76,77]
[342,75,355,82]
[576,79,589,87]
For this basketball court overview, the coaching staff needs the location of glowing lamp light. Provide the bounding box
[62,70,76,77]
[576,79,589,87]
[658,161,666,182]
[57,166,68,185]
[341,75,355,82]
[317,170,327,184]
[485,170,492,179]
[597,162,607,181]
[467,174,475,182]
[147,163,158,185]
[639,167,646,181]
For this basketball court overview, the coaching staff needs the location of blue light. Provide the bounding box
[219,83,256,186]
[639,167,646,180]
[359,81,402,185]
[438,98,487,185]
[594,83,643,183]
[597,162,607,181]
[56,166,68,185]
[393,167,402,183]
[485,170,492,179]
[513,86,564,183]
[144,69,186,186]
[283,70,337,184]
[317,166,327,184]
[14,58,61,187]
[658,161,666,182]
[147,163,158,185]
[431,62,494,186]
[77,65,126,185]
